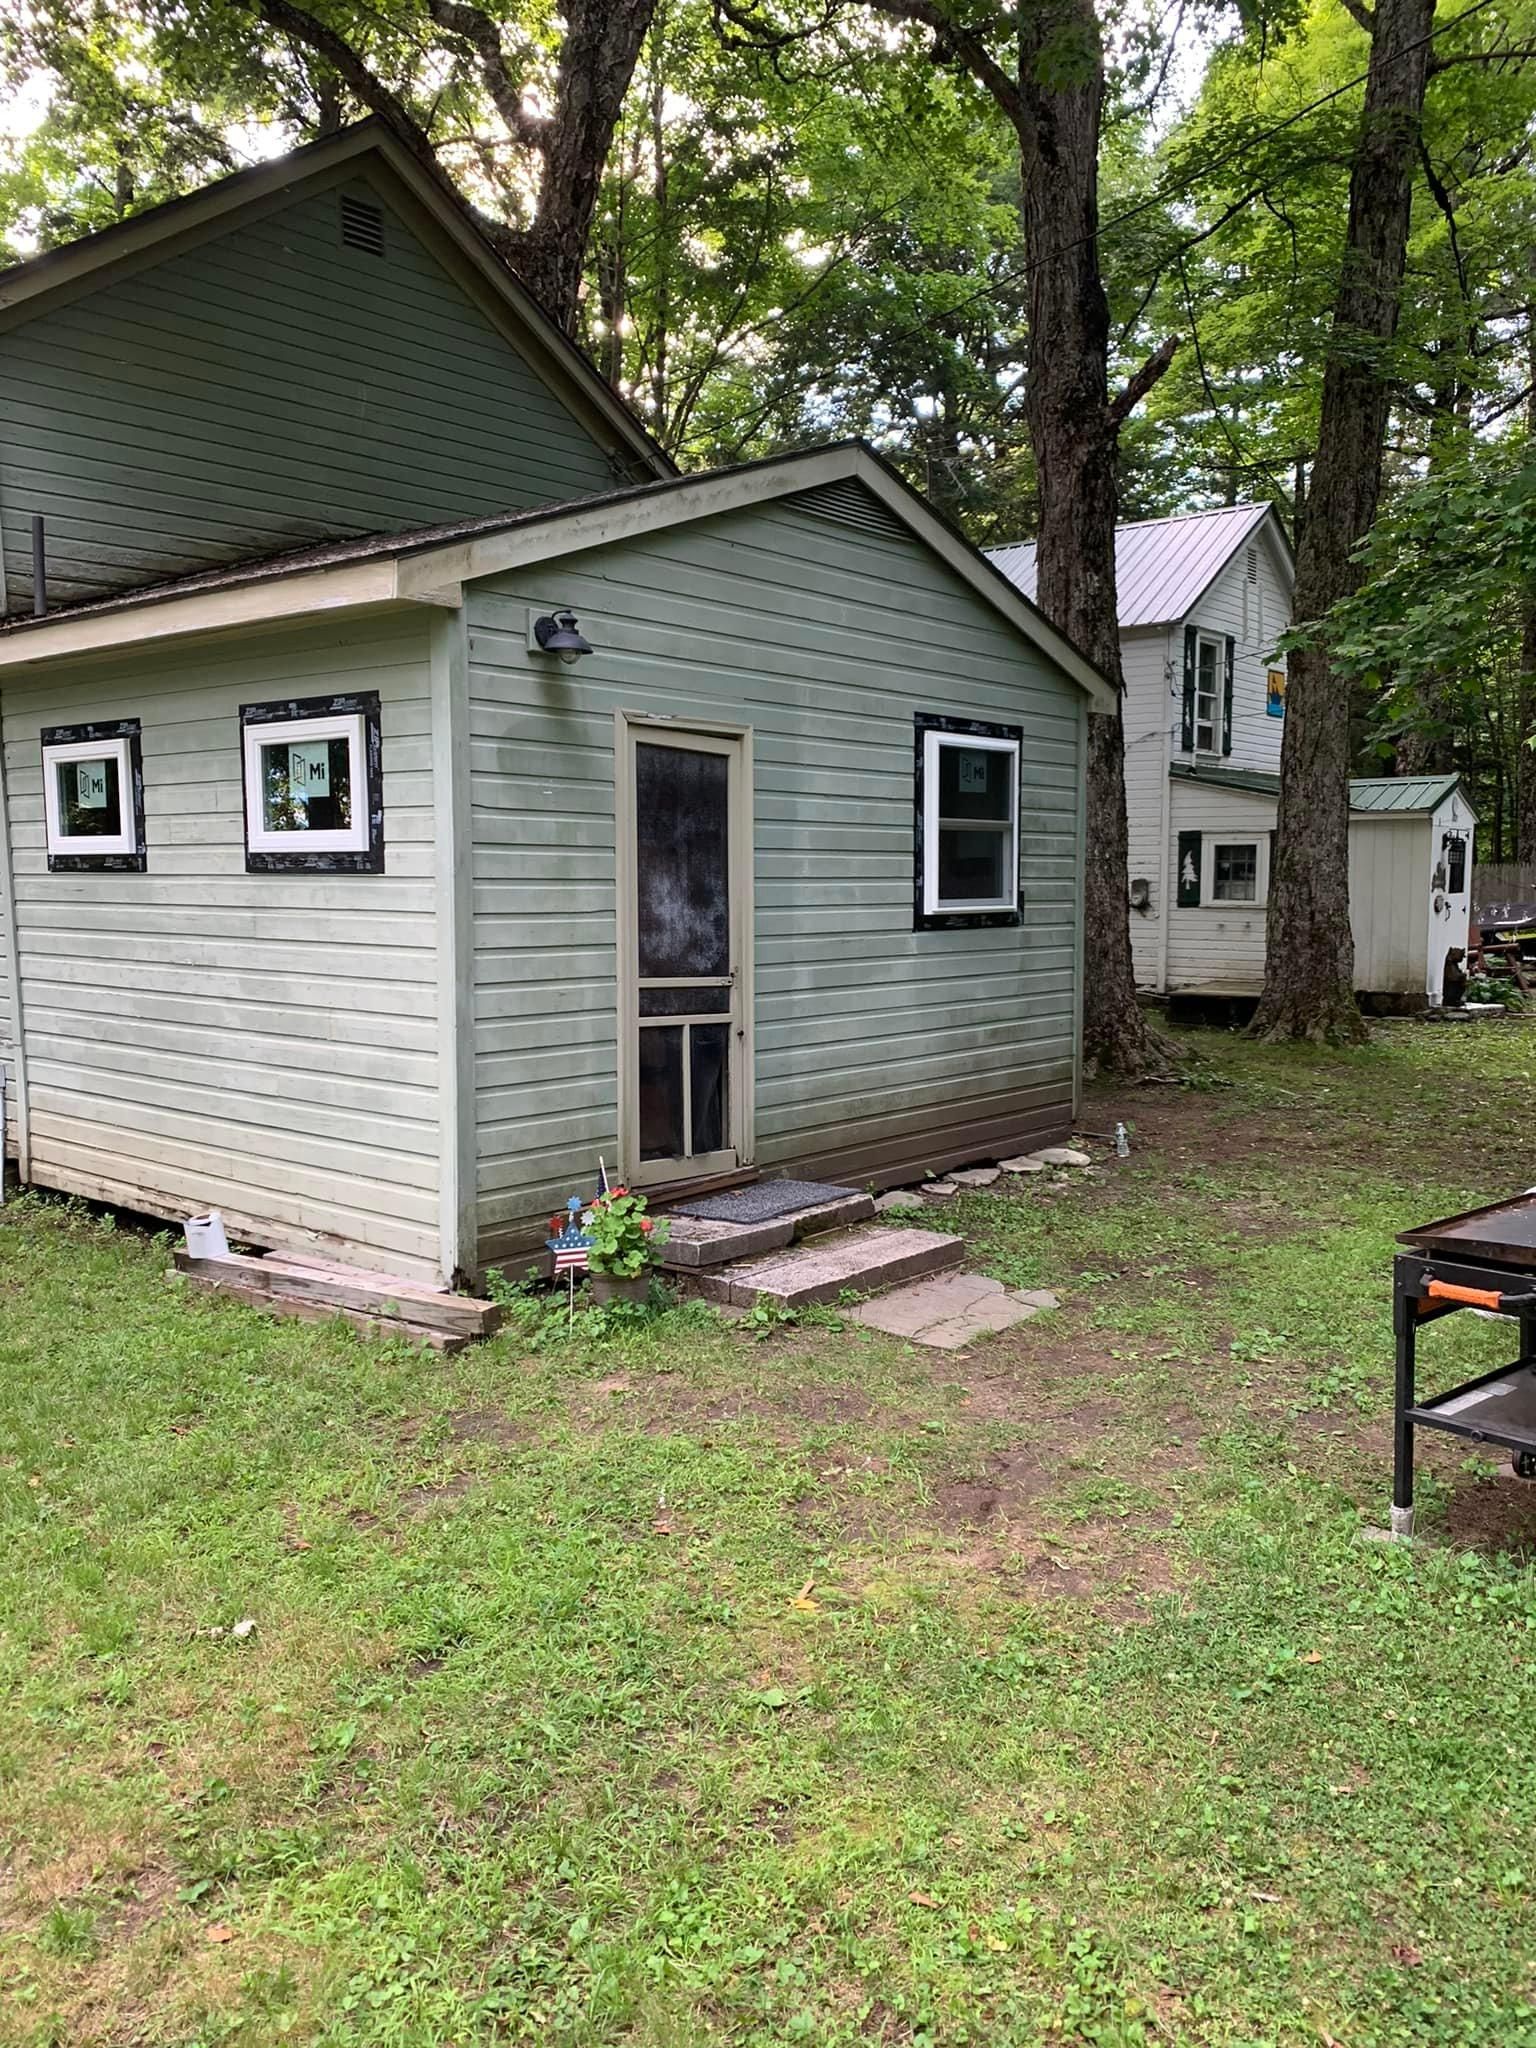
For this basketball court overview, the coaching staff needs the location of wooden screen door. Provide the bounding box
[616,714,753,1187]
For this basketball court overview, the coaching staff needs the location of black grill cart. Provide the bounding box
[1393,1197,1536,1537]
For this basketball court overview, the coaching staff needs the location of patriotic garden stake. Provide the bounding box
[546,1195,592,1324]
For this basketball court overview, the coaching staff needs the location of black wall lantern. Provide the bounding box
[532,609,593,665]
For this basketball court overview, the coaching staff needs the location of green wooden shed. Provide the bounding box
[0,133,1111,1286]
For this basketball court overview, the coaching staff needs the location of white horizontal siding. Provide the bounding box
[0,615,443,1278]
[1120,627,1172,986]
[466,491,1084,1258]
[1164,783,1276,993]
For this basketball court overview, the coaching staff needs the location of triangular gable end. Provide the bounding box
[0,123,668,485]
[0,137,671,613]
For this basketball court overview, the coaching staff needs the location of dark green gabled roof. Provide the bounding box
[1170,761,1477,820]
[1349,773,1473,817]
[1169,762,1280,798]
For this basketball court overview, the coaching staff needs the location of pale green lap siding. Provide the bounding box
[0,177,618,613]
[0,617,442,1279]
[466,494,1083,1262]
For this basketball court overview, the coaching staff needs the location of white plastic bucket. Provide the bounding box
[184,1211,230,1261]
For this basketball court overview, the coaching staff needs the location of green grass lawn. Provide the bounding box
[5,1022,1536,2046]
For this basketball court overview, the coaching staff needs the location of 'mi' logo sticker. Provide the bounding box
[958,752,989,793]
[75,760,109,809]
[288,742,331,799]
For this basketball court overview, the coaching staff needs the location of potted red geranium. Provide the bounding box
[582,1186,669,1305]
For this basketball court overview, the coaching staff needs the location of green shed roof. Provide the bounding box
[1170,761,1476,820]
[1348,773,1470,817]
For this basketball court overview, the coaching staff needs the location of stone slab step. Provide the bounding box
[851,1274,1058,1350]
[694,1224,963,1309]
[662,1189,875,1270]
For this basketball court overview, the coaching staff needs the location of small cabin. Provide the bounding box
[0,131,1110,1285]
[989,509,1476,1008]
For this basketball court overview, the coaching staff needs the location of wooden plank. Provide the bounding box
[176,1267,467,1353]
[173,1249,498,1337]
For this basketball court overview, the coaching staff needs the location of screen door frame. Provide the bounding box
[614,709,754,1188]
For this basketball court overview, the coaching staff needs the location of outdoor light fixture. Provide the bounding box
[532,609,593,664]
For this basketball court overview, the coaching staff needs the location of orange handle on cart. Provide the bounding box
[1424,1279,1505,1311]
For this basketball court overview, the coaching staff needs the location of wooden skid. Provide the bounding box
[173,1249,499,1341]
[176,1269,469,1352]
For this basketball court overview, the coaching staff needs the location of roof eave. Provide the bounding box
[0,442,1118,709]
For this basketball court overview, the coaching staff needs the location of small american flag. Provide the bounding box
[547,1194,591,1277]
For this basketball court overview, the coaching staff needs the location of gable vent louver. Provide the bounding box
[788,481,907,540]
[340,194,386,257]
[1246,544,1258,583]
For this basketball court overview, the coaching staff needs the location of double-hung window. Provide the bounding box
[1194,634,1223,754]
[240,693,383,873]
[41,722,146,871]
[915,715,1022,927]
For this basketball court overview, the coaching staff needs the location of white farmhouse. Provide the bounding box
[989,505,1476,1008]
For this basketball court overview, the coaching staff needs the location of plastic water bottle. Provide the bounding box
[1114,1123,1130,1158]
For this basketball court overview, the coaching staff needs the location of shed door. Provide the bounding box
[618,720,751,1187]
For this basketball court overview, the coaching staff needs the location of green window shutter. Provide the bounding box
[1222,636,1235,756]
[1176,830,1202,907]
[1181,626,1196,754]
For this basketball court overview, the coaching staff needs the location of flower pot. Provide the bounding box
[588,1271,651,1307]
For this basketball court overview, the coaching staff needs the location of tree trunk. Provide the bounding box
[1251,0,1436,1043]
[517,0,658,330]
[252,0,657,334]
[1016,0,1161,1074]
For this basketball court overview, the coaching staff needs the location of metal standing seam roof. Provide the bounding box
[1348,774,1469,816]
[987,502,1279,629]
[1170,760,1476,819]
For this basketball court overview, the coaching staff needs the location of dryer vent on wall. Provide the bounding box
[340,194,386,257]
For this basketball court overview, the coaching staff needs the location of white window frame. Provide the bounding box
[42,734,138,859]
[921,727,1021,917]
[1194,632,1225,755]
[242,711,369,857]
[1206,836,1266,907]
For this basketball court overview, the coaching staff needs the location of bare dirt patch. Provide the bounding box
[443,1407,527,1448]
[1440,1465,1536,1557]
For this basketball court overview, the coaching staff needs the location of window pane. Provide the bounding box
[937,741,1012,821]
[1212,844,1257,902]
[639,985,733,1017]
[689,1023,729,1154]
[638,1025,685,1160]
[937,825,1010,905]
[635,743,730,978]
[56,756,122,839]
[260,734,353,834]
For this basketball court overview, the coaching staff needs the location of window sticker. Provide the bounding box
[75,761,109,809]
[289,741,331,799]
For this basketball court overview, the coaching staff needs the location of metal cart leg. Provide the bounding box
[1392,1264,1416,1539]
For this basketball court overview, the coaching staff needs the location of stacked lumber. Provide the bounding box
[172,1249,500,1352]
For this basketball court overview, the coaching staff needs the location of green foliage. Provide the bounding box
[1306,452,1536,690]
[581,1185,669,1277]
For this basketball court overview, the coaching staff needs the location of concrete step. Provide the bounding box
[661,1189,875,1271]
[693,1224,964,1309]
